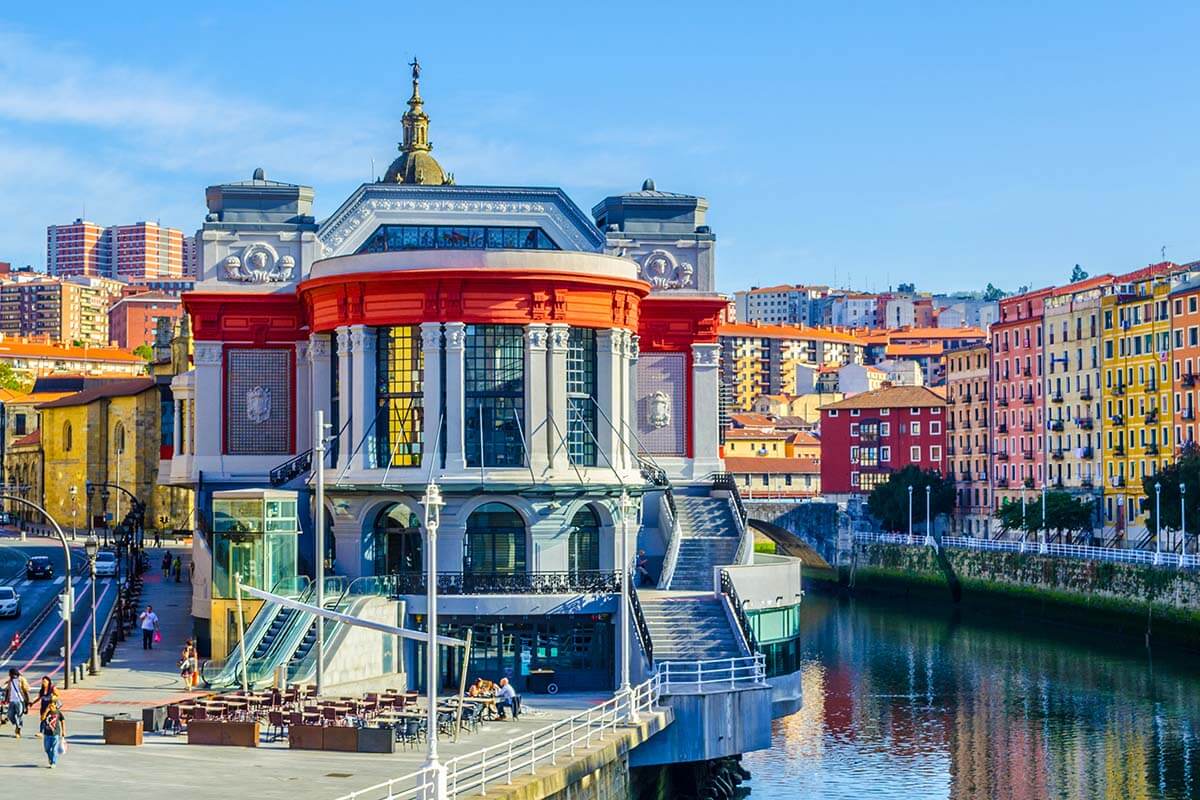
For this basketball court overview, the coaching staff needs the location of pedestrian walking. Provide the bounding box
[153,529,162,548]
[4,668,31,737]
[178,640,199,690]
[34,677,55,739]
[39,697,66,768]
[138,605,159,650]
[161,551,171,578]
[172,555,182,583]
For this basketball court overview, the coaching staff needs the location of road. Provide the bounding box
[0,529,120,678]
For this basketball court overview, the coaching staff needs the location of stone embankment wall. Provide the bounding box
[846,542,1200,642]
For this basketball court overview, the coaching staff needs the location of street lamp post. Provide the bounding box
[69,485,77,540]
[924,485,933,548]
[1021,488,1027,551]
[1180,482,1187,567]
[314,410,326,696]
[1040,482,1047,554]
[907,485,914,543]
[85,535,99,674]
[0,495,72,688]
[619,491,636,721]
[1155,481,1162,565]
[421,482,446,794]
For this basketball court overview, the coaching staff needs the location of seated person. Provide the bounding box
[467,679,485,698]
[495,677,520,720]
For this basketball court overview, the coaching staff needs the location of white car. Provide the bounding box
[93,550,119,578]
[0,586,19,618]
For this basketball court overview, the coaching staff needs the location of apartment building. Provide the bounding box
[1043,275,1110,496]
[718,322,865,410]
[946,344,991,535]
[1170,276,1200,447]
[0,274,121,346]
[108,292,183,350]
[1100,264,1178,538]
[990,288,1051,510]
[48,219,189,280]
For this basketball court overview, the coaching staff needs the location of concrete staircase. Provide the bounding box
[640,595,746,661]
[667,496,740,591]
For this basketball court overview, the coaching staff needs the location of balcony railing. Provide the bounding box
[1184,373,1197,388]
[995,452,1010,462]
[1081,446,1094,458]
[998,422,1009,434]
[1077,417,1095,430]
[1022,393,1035,405]
[998,397,1010,407]
[386,570,621,595]
[1024,478,1035,489]
[1022,450,1034,460]
[1147,443,1160,456]
[1081,477,1094,488]
[997,478,1010,488]
[1050,392,1064,403]
[1080,388,1094,400]
[1111,414,1125,427]
[1051,449,1064,460]
[1113,385,1126,396]
[1148,379,1158,392]
[1115,445,1126,457]
[1184,409,1197,421]
[1022,422,1034,432]
[1145,410,1159,424]
[1048,419,1064,432]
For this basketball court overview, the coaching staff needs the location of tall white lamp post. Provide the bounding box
[1155,481,1162,565]
[619,491,636,721]
[422,482,447,793]
[924,485,933,547]
[1040,482,1048,554]
[907,485,913,543]
[1180,482,1187,567]
[85,535,98,674]
[314,409,327,695]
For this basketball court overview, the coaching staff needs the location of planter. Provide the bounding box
[288,724,325,750]
[356,726,395,754]
[104,717,143,746]
[187,720,259,747]
[323,726,358,752]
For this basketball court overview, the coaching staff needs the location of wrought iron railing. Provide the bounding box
[629,571,654,664]
[386,570,621,595]
[711,472,748,530]
[719,568,758,653]
[269,450,311,487]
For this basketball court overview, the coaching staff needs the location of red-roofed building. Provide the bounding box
[820,386,948,495]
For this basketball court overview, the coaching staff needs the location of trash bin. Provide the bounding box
[527,669,557,694]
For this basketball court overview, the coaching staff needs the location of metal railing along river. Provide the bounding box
[854,531,1200,569]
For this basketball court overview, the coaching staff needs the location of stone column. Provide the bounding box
[547,323,571,474]
[595,329,622,473]
[691,343,722,476]
[192,341,223,458]
[443,322,468,472]
[349,325,377,470]
[524,324,550,475]
[335,328,353,472]
[294,340,312,453]
[623,334,640,471]
[419,323,444,475]
[332,516,366,579]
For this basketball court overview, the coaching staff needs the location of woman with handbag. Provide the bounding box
[39,697,66,768]
[4,668,31,737]
[178,640,198,690]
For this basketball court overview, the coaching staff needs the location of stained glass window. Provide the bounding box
[375,326,424,468]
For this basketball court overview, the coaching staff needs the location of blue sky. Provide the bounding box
[2,1,1200,294]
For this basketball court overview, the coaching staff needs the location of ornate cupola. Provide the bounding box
[382,58,454,185]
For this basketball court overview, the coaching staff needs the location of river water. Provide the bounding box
[743,592,1200,799]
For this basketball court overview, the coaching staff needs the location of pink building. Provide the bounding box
[990,287,1052,510]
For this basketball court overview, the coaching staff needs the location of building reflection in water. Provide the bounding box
[744,594,1199,799]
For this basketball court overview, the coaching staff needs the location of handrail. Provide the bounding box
[712,472,753,566]
[628,571,653,664]
[269,414,353,487]
[854,531,1200,569]
[384,570,623,595]
[201,575,313,687]
[719,569,758,653]
[656,493,683,590]
[336,674,663,800]
[656,655,766,694]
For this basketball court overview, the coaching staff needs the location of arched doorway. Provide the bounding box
[567,505,600,573]
[464,503,526,575]
[371,504,422,575]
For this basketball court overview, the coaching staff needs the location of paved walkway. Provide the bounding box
[0,544,621,798]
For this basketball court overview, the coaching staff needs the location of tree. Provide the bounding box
[0,362,25,392]
[982,283,1006,301]
[133,344,154,362]
[996,491,1096,536]
[867,466,955,532]
[1141,444,1200,534]
[1070,264,1089,282]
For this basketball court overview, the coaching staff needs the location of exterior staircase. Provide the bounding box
[667,496,740,590]
[640,595,747,661]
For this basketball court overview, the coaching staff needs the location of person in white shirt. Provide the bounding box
[4,668,30,737]
[496,677,520,720]
[138,605,159,650]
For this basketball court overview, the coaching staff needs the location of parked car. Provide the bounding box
[93,550,119,578]
[0,586,18,618]
[25,556,53,579]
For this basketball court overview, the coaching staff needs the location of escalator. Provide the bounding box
[201,576,311,688]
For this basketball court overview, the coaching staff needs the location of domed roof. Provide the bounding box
[381,58,454,186]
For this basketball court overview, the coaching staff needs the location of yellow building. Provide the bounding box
[750,391,844,423]
[1101,266,1176,538]
[38,377,192,535]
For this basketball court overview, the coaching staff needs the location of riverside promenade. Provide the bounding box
[0,544,667,800]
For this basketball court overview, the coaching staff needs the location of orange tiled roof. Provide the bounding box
[723,428,790,441]
[36,377,157,408]
[822,385,946,410]
[723,456,821,474]
[9,429,40,448]
[729,413,775,428]
[1051,274,1115,297]
[718,323,864,345]
[0,340,142,363]
[885,343,944,357]
[884,326,986,340]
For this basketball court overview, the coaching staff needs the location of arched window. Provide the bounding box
[371,504,422,575]
[568,505,600,573]
[465,503,525,574]
[113,422,126,455]
[62,421,73,453]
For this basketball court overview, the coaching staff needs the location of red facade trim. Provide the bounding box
[184,293,308,343]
